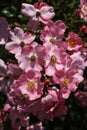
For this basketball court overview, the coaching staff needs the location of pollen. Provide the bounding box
[27,81,35,90]
[50,38,57,44]
[63,78,69,86]
[68,40,76,47]
[83,6,87,11]
[50,55,57,63]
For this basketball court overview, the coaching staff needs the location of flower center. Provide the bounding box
[63,78,69,86]
[20,41,25,47]
[36,11,41,17]
[50,55,57,63]
[27,81,35,90]
[30,55,36,61]
[83,6,87,11]
[50,38,57,44]
[68,40,76,47]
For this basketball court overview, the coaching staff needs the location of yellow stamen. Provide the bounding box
[63,78,69,86]
[68,40,76,47]
[27,81,35,90]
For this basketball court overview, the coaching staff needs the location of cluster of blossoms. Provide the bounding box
[74,0,87,107]
[0,1,87,130]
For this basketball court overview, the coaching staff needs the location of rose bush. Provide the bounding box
[0,0,87,130]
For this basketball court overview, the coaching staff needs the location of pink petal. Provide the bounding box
[40,6,55,21]
[62,89,71,99]
[21,3,36,17]
[27,70,35,79]
[45,64,55,76]
[23,32,35,44]
[10,27,24,42]
[5,41,21,55]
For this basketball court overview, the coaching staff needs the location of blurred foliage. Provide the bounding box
[0,0,87,130]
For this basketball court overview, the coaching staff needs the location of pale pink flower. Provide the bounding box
[21,2,55,30]
[5,27,35,56]
[54,68,83,99]
[66,32,83,51]
[15,70,44,101]
[40,20,67,47]
[44,46,66,76]
[53,53,84,98]
[17,43,46,72]
[0,17,9,45]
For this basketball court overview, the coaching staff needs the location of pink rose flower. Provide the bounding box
[54,68,83,99]
[66,32,83,51]
[5,27,35,56]
[44,46,66,76]
[17,43,46,72]
[14,70,44,101]
[21,2,55,30]
[40,20,67,47]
